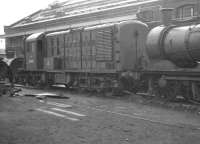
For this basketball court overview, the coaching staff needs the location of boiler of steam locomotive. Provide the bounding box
[144,9,200,101]
[146,23,200,68]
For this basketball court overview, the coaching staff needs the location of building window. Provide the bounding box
[57,37,60,55]
[176,4,197,19]
[137,10,155,22]
[50,38,54,56]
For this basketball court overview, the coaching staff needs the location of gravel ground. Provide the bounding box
[0,88,200,144]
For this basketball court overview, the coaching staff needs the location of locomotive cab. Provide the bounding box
[25,32,45,70]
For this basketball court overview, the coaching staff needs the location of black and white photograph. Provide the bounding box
[0,0,200,143]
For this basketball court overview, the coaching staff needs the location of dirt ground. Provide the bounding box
[0,88,200,144]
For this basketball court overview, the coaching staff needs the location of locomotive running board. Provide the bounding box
[164,76,200,81]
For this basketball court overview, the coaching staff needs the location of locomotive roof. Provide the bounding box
[46,30,70,37]
[26,32,44,42]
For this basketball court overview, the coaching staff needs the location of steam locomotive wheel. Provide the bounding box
[164,85,176,101]
[155,82,177,101]
[181,81,193,101]
[191,82,200,102]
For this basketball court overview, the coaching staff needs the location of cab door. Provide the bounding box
[26,41,37,70]
[37,40,44,69]
[25,33,44,70]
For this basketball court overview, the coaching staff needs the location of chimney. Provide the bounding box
[160,8,173,26]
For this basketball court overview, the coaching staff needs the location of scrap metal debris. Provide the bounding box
[0,81,22,97]
[24,92,70,99]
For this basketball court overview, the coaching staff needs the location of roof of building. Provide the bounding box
[11,0,159,27]
[4,0,161,37]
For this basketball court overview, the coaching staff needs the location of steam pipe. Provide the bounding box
[160,8,173,26]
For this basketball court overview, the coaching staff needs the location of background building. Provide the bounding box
[0,38,5,58]
[3,0,200,58]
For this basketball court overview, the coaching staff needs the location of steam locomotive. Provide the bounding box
[12,8,200,102]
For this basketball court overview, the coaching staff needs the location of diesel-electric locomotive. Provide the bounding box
[11,9,200,102]
[16,20,148,91]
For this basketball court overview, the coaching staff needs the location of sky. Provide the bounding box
[0,0,81,35]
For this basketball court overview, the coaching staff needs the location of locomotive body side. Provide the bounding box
[18,20,149,91]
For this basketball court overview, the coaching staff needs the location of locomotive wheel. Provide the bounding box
[181,81,193,101]
[153,85,176,101]
[166,81,179,101]
[191,82,200,102]
[162,85,177,101]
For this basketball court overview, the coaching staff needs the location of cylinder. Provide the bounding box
[146,24,200,67]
